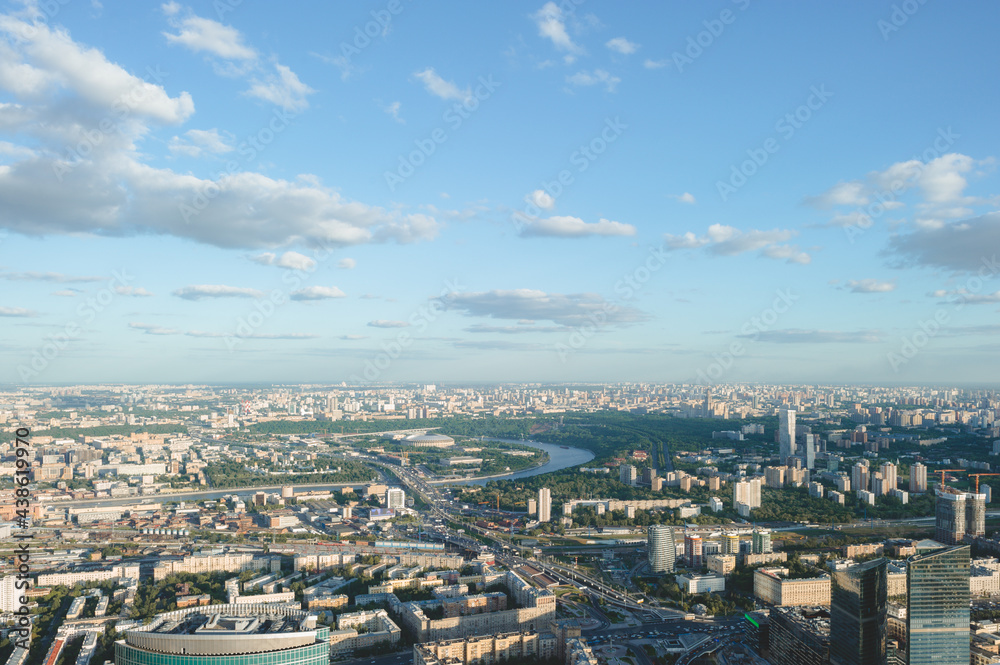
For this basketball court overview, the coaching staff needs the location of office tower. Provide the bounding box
[779,408,797,464]
[704,389,713,416]
[385,487,406,510]
[935,486,986,544]
[685,534,703,568]
[752,529,772,554]
[734,477,763,509]
[805,434,816,470]
[907,544,970,665]
[619,464,637,486]
[852,463,870,497]
[830,558,888,665]
[909,463,927,493]
[537,488,551,523]
[648,525,675,573]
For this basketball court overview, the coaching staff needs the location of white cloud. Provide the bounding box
[672,192,696,205]
[527,189,555,211]
[739,329,882,344]
[664,224,810,263]
[886,212,1000,272]
[383,100,404,124]
[566,69,620,92]
[129,322,179,335]
[0,306,37,317]
[169,128,234,157]
[446,289,647,326]
[162,10,257,60]
[413,68,470,102]
[338,258,356,269]
[368,320,410,328]
[0,271,103,283]
[930,288,1000,304]
[845,279,896,293]
[251,251,316,271]
[289,286,346,301]
[245,63,314,112]
[520,215,636,238]
[643,59,667,69]
[532,2,583,57]
[606,37,638,55]
[114,286,154,297]
[173,284,263,300]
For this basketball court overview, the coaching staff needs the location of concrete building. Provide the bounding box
[769,607,830,665]
[386,488,406,510]
[779,408,797,464]
[910,463,927,493]
[734,477,763,510]
[935,486,986,544]
[537,488,551,523]
[647,525,675,573]
[329,609,401,656]
[754,568,832,606]
[412,631,557,665]
[707,554,736,576]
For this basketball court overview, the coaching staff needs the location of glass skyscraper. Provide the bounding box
[830,558,887,665]
[647,524,675,573]
[907,543,970,665]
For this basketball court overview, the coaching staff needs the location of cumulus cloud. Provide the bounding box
[738,329,882,344]
[566,69,620,92]
[338,258,356,269]
[289,286,346,301]
[245,63,314,111]
[173,284,263,300]
[368,320,410,328]
[413,68,470,102]
[162,9,257,60]
[845,279,896,293]
[168,128,234,157]
[251,251,316,271]
[606,37,638,54]
[520,216,635,238]
[532,2,583,59]
[527,189,555,211]
[643,59,667,69]
[445,289,648,326]
[930,288,1000,304]
[672,192,696,205]
[885,212,1000,272]
[664,224,810,264]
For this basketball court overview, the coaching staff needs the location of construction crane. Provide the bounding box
[970,473,1000,494]
[934,469,965,486]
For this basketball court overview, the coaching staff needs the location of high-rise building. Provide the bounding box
[537,488,551,523]
[909,463,927,493]
[852,463,870,496]
[779,408,797,464]
[648,525,675,573]
[723,534,740,555]
[879,463,897,496]
[685,534,704,568]
[385,488,406,510]
[752,530,772,554]
[527,498,537,516]
[619,465,637,486]
[804,434,816,470]
[734,477,763,509]
[907,543,970,665]
[935,486,986,544]
[830,558,888,665]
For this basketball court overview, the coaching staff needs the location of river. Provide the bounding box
[439,438,594,486]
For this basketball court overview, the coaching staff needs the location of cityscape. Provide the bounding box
[1,3,999,665]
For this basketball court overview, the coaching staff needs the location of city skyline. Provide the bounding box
[2,3,1000,385]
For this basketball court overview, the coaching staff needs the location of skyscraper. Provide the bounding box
[685,534,703,568]
[935,486,986,544]
[734,477,763,509]
[752,529,772,554]
[619,464,637,486]
[879,463,897,495]
[648,525,675,573]
[537,488,551,523]
[385,487,406,510]
[909,463,927,493]
[907,543,970,665]
[852,463,870,496]
[779,408,797,464]
[830,558,888,665]
[804,434,816,470]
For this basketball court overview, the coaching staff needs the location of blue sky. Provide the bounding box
[2,0,1000,386]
